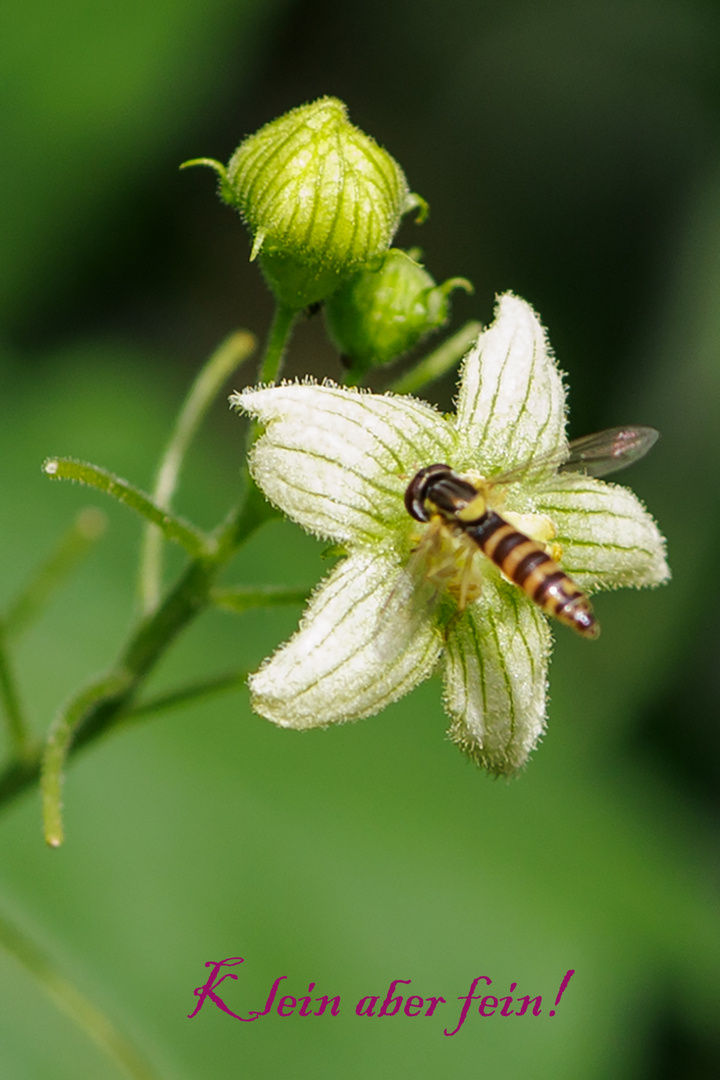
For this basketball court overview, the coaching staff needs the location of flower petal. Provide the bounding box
[232,382,457,544]
[454,293,567,474]
[442,582,551,775]
[248,548,444,728]
[535,474,670,591]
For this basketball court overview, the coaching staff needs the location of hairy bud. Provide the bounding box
[325,248,471,372]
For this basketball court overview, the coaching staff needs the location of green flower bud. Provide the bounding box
[324,248,472,373]
[183,98,426,310]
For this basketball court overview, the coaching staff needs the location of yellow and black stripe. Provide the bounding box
[465,510,598,638]
[405,463,599,639]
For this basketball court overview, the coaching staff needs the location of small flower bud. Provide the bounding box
[324,248,472,372]
[225,97,425,309]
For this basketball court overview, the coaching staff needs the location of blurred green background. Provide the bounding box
[1,0,720,1076]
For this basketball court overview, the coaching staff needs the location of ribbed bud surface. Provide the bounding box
[226,97,413,279]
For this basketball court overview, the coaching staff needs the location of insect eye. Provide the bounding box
[404,464,453,522]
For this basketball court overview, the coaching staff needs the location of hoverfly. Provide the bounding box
[404,426,659,638]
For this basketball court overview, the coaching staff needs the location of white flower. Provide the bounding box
[231,294,669,775]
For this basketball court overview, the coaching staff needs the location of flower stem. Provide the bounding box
[0,619,32,760]
[256,303,298,384]
[22,481,271,844]
[1,324,285,835]
[210,584,309,613]
[213,474,278,558]
[41,671,133,847]
[127,669,250,719]
[0,907,162,1079]
[43,458,209,557]
[5,508,107,639]
[139,330,256,615]
[388,319,482,395]
[38,559,219,847]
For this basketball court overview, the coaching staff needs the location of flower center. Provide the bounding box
[411,517,484,610]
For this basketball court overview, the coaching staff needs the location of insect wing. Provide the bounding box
[373,545,443,660]
[558,425,659,478]
[487,425,658,486]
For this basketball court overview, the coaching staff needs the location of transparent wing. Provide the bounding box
[373,524,460,658]
[559,425,659,477]
[488,426,659,486]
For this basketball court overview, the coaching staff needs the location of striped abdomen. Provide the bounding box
[405,464,599,639]
[466,510,598,639]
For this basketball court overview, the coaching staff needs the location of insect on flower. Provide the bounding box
[404,426,659,639]
[232,293,670,774]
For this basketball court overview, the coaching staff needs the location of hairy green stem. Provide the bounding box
[43,459,208,557]
[41,671,133,847]
[35,558,220,845]
[139,331,256,615]
[1,318,288,836]
[26,480,273,843]
[256,303,298,384]
[212,475,278,558]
